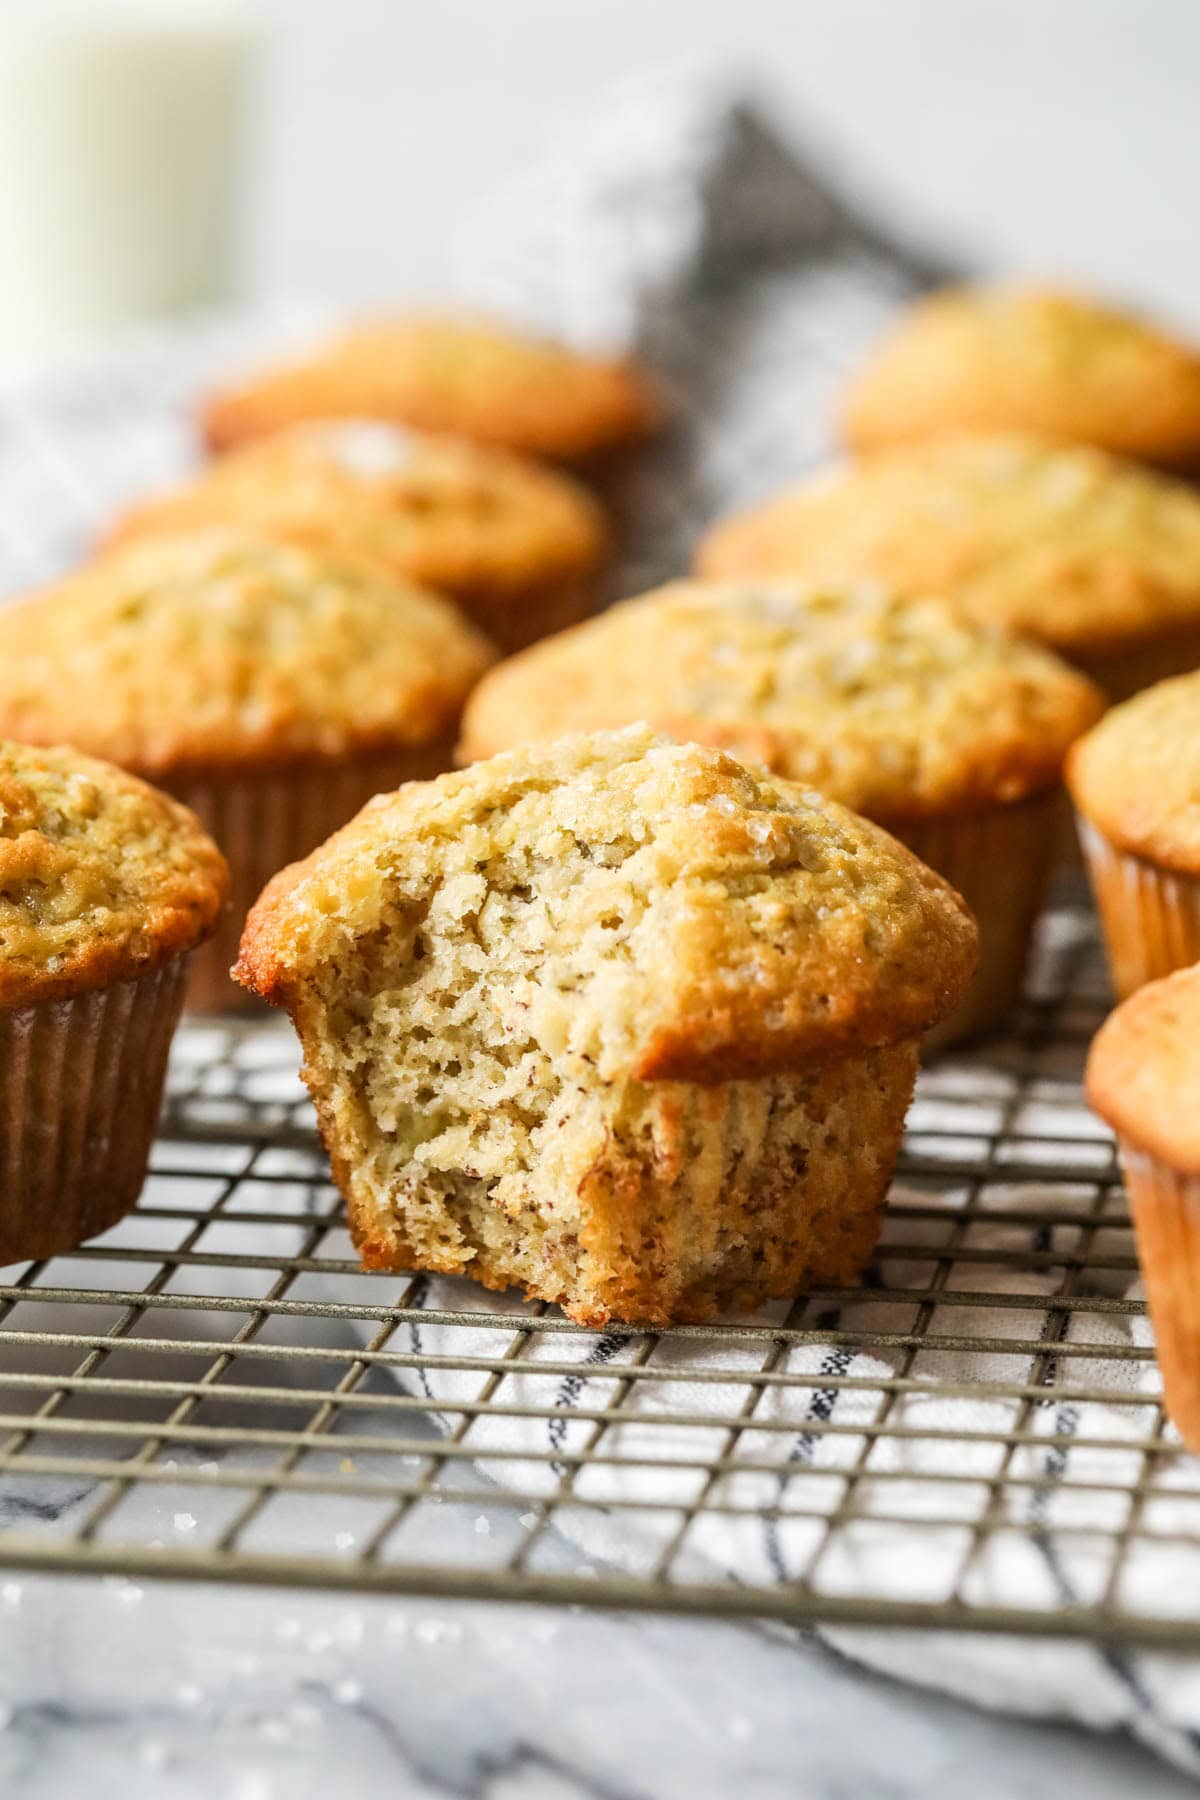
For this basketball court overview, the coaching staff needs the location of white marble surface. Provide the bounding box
[0,1568,1193,1798]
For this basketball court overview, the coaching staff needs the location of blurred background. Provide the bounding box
[1,0,1199,374]
[249,0,1200,314]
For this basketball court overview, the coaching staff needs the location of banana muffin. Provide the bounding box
[0,529,495,1009]
[460,581,1103,1042]
[0,740,227,1259]
[697,436,1200,701]
[105,422,610,654]
[840,285,1200,468]
[235,727,977,1325]
[1069,671,1200,997]
[200,315,662,467]
[1089,965,1200,1449]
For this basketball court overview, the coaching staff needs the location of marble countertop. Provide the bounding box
[0,1569,1193,1799]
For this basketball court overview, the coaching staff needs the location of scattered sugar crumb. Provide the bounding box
[414,1618,461,1646]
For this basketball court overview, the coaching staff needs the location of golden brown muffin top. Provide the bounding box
[0,739,228,1008]
[1088,965,1200,1174]
[459,581,1104,823]
[237,725,978,1080]
[0,529,496,779]
[201,316,663,462]
[841,286,1200,466]
[696,436,1200,657]
[1068,671,1200,873]
[106,422,609,616]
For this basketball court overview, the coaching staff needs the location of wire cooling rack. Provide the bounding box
[0,160,1189,1647]
[0,891,1190,1649]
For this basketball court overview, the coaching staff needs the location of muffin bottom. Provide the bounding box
[1117,1150,1200,1451]
[342,1040,919,1327]
[1077,819,1200,1000]
[0,959,188,1263]
[898,791,1060,1047]
[1080,626,1200,705]
[467,570,596,655]
[170,746,454,1012]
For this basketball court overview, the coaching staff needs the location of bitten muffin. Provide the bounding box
[1069,672,1200,998]
[0,529,495,1010]
[104,422,610,654]
[0,740,227,1260]
[235,727,978,1325]
[200,316,662,467]
[460,582,1103,1043]
[1088,966,1200,1449]
[840,286,1200,468]
[696,436,1200,702]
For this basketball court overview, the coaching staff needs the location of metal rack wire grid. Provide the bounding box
[0,894,1190,1648]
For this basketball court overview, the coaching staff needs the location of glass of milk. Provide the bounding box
[0,1,257,371]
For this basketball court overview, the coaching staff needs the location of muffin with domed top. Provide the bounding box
[236,727,977,1325]
[105,421,610,653]
[200,315,663,469]
[0,739,227,1259]
[1090,965,1200,1450]
[1069,670,1200,997]
[839,285,1200,469]
[459,580,1104,1042]
[0,528,495,1008]
[697,435,1200,703]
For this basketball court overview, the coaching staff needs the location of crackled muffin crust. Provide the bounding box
[697,437,1200,662]
[0,528,496,777]
[240,726,979,1073]
[236,728,975,1323]
[0,740,228,1007]
[460,580,1104,822]
[1068,672,1200,874]
[201,316,662,463]
[106,423,609,652]
[840,286,1200,466]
